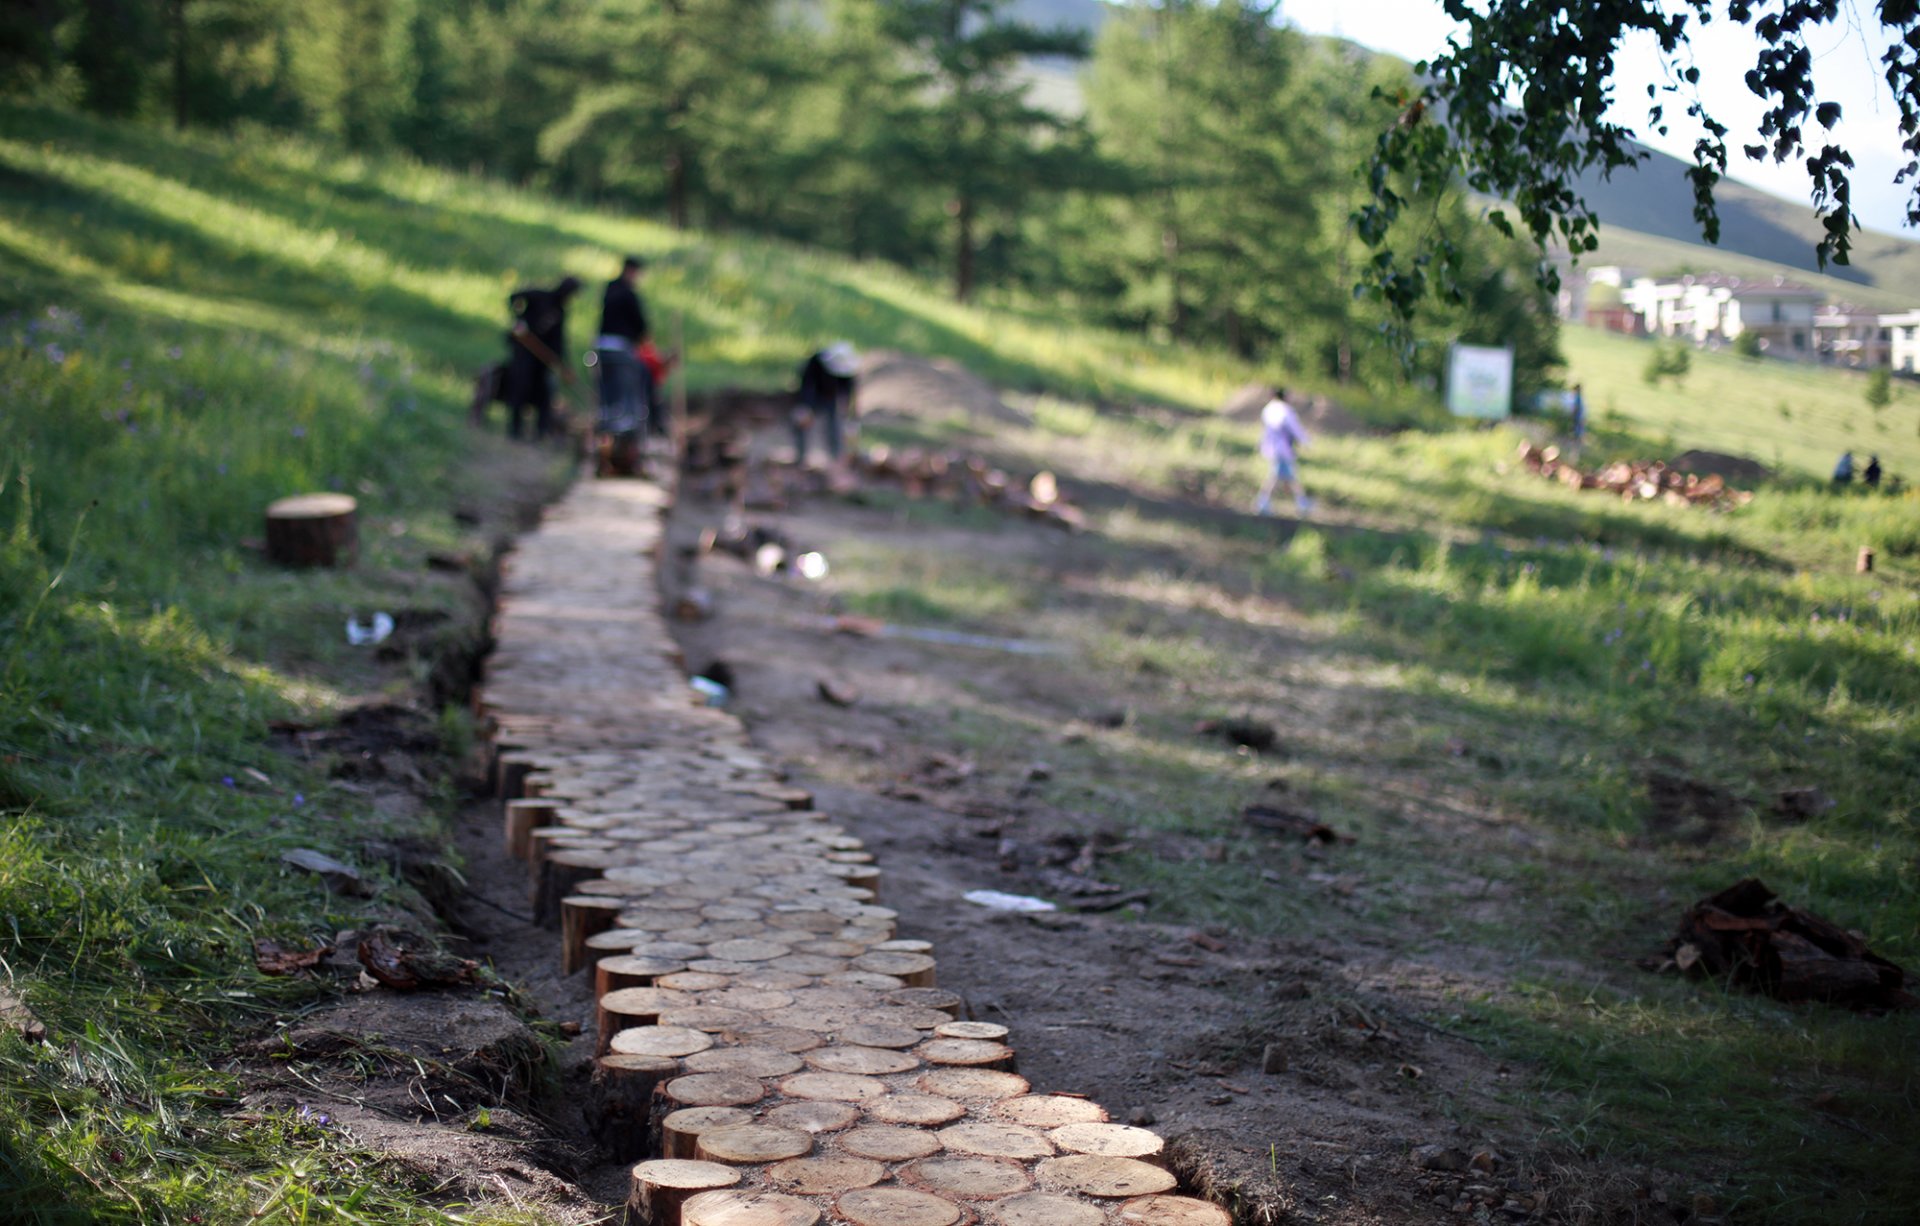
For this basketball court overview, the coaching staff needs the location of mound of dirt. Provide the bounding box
[1218,382,1372,437]
[1669,449,1772,483]
[857,350,1031,427]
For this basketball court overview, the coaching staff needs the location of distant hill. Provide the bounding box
[1572,148,1920,303]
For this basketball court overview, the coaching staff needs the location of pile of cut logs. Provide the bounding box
[850,445,1085,532]
[482,476,1224,1226]
[1515,442,1753,510]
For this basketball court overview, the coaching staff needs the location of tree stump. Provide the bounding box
[628,1159,742,1226]
[561,896,624,974]
[992,1192,1108,1226]
[662,1107,756,1160]
[1117,1196,1234,1226]
[588,1054,678,1162]
[680,1189,820,1226]
[834,1187,963,1226]
[264,494,357,568]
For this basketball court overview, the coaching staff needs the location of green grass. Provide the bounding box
[801,398,1919,1222]
[1561,326,1920,480]
[5,95,1919,1224]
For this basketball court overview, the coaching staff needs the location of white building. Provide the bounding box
[1884,310,1920,373]
[1623,274,1824,357]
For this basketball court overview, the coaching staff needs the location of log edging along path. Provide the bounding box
[481,474,1228,1226]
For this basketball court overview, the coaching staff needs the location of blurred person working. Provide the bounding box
[593,257,652,441]
[793,342,858,466]
[503,275,581,441]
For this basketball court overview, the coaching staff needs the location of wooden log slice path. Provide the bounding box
[483,475,1218,1225]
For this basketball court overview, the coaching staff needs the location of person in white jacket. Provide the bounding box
[1254,389,1312,514]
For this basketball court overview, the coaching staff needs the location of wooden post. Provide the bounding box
[1858,546,1875,574]
[588,1054,678,1163]
[264,494,357,568]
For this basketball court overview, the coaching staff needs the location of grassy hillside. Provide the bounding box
[1561,325,1920,479]
[1583,225,1916,313]
[3,99,1918,1225]
[1573,151,1920,299]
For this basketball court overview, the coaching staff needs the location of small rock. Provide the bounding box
[1470,1149,1500,1173]
[1026,762,1052,782]
[1261,1043,1289,1075]
[1127,1107,1155,1127]
[1412,1144,1471,1173]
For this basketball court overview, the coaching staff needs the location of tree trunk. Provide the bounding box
[667,147,689,230]
[172,0,189,131]
[264,494,357,568]
[953,195,975,303]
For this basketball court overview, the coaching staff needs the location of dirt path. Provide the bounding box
[653,425,1676,1223]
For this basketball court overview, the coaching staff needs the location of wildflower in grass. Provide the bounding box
[221,776,235,788]
[167,346,182,359]
[43,343,65,364]
[291,425,306,438]
[296,1104,331,1127]
[293,793,305,806]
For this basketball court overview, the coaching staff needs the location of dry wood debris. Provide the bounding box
[1645,878,1916,1011]
[1515,442,1754,510]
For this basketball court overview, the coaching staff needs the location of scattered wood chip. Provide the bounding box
[253,938,332,977]
[1240,804,1354,845]
[817,678,861,707]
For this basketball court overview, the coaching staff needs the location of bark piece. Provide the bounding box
[993,1096,1108,1128]
[1048,1123,1165,1164]
[681,1189,821,1226]
[1036,1156,1177,1199]
[629,1159,742,1226]
[835,1187,963,1226]
[1118,1196,1233,1226]
[663,1107,757,1161]
[938,1120,1055,1160]
[839,1125,945,1162]
[901,1155,1035,1199]
[988,1192,1107,1226]
[695,1124,814,1165]
[766,1154,886,1195]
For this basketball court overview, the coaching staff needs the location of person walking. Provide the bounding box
[1254,388,1312,515]
[503,275,581,441]
[1864,454,1883,488]
[592,257,651,443]
[793,342,858,466]
[1833,450,1855,487]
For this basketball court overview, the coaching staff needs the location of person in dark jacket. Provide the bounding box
[1864,454,1883,488]
[503,275,581,441]
[793,342,858,466]
[592,257,651,441]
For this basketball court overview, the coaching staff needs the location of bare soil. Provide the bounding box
[645,391,1699,1223]
[228,393,1698,1225]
